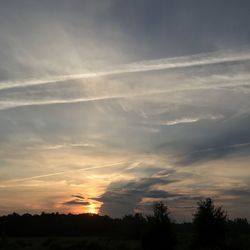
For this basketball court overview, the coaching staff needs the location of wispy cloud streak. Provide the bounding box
[1,50,250,91]
[1,79,250,110]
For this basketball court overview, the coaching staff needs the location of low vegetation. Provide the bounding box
[0,198,249,249]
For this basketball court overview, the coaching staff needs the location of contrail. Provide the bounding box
[1,79,250,111]
[1,49,250,91]
[3,161,126,184]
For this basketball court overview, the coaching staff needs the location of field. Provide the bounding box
[1,233,250,250]
[0,237,141,250]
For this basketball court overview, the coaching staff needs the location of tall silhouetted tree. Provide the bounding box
[142,201,176,250]
[152,202,171,224]
[192,198,227,249]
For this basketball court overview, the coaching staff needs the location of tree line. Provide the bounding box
[0,198,250,249]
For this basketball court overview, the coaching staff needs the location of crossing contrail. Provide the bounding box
[1,161,126,186]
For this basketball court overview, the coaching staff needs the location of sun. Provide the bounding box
[88,204,98,214]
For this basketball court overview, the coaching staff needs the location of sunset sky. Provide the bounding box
[0,0,250,221]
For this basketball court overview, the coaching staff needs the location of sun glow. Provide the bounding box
[88,203,99,214]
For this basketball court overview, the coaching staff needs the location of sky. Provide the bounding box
[0,0,250,221]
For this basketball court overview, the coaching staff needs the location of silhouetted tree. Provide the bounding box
[152,202,171,224]
[142,201,176,250]
[1,204,250,249]
[192,198,227,249]
[122,213,146,239]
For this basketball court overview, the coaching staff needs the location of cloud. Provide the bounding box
[92,173,177,217]
[42,143,96,150]
[72,195,85,200]
[145,190,181,199]
[156,114,223,126]
[63,199,90,206]
[1,48,250,112]
[176,124,250,165]
[1,49,250,92]
[63,193,89,206]
[1,0,250,220]
[224,188,250,198]
[3,162,126,184]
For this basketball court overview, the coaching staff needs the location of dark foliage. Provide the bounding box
[192,198,228,249]
[0,213,117,237]
[122,213,147,239]
[0,199,249,249]
[142,202,176,250]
